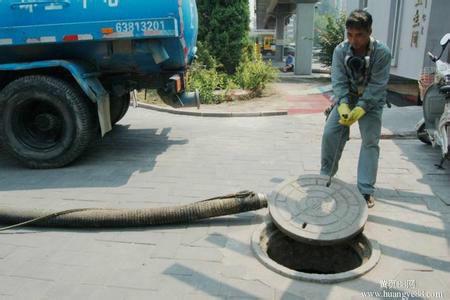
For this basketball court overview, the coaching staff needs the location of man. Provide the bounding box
[320,10,392,208]
[281,51,295,72]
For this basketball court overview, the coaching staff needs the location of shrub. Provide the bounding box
[195,41,218,70]
[187,61,223,104]
[186,43,230,104]
[187,43,276,103]
[317,14,346,67]
[235,44,278,96]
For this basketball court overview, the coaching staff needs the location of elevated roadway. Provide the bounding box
[255,0,319,75]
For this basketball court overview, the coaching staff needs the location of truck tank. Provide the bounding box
[0,0,198,72]
[0,0,199,169]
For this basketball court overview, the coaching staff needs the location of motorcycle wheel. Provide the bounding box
[416,122,432,145]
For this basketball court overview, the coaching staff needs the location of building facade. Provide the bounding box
[345,0,450,80]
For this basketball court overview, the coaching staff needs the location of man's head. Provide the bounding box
[346,10,372,52]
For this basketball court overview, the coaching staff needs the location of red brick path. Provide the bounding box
[286,94,332,115]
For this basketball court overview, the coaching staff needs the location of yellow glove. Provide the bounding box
[337,103,351,122]
[339,106,366,126]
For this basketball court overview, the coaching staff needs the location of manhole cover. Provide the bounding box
[269,175,368,245]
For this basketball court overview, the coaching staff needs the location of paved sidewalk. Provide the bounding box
[138,66,418,117]
[139,77,334,116]
[0,77,447,300]
[0,104,450,300]
[138,75,422,138]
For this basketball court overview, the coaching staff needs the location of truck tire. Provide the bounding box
[0,75,97,168]
[110,93,130,125]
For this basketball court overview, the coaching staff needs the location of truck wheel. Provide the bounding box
[110,93,130,125]
[0,76,97,168]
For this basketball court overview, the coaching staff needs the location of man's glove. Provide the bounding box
[339,106,366,126]
[337,103,351,122]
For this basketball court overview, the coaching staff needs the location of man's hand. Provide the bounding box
[339,106,366,126]
[337,103,351,122]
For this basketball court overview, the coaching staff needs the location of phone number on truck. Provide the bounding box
[115,20,167,33]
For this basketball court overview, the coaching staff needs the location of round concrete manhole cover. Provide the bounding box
[269,175,368,245]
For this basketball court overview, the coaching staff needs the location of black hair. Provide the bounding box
[346,9,372,32]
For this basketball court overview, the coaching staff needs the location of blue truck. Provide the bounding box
[0,0,198,168]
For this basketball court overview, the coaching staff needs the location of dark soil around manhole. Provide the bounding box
[265,228,368,274]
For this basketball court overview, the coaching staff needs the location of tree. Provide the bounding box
[197,0,214,43]
[196,0,250,74]
[317,14,346,67]
[316,0,338,16]
[314,0,342,48]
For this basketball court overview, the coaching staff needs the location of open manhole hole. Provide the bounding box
[251,222,381,283]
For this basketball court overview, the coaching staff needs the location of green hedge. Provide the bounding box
[317,14,346,67]
[187,43,277,103]
[235,44,278,97]
[197,0,249,74]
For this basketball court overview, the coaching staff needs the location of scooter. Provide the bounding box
[416,33,450,169]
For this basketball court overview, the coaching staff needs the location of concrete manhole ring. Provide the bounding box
[251,222,381,283]
[269,175,368,245]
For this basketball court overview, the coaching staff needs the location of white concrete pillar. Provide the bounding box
[294,2,316,75]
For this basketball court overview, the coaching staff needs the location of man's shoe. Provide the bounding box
[363,194,375,208]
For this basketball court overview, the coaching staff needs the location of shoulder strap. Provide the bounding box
[365,38,378,84]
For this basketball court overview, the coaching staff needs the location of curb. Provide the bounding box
[137,102,288,117]
[388,90,419,105]
[380,132,416,139]
[350,131,416,140]
[136,102,418,139]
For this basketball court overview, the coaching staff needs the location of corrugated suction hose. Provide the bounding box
[0,191,268,231]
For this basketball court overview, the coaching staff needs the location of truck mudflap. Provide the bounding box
[0,59,112,136]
